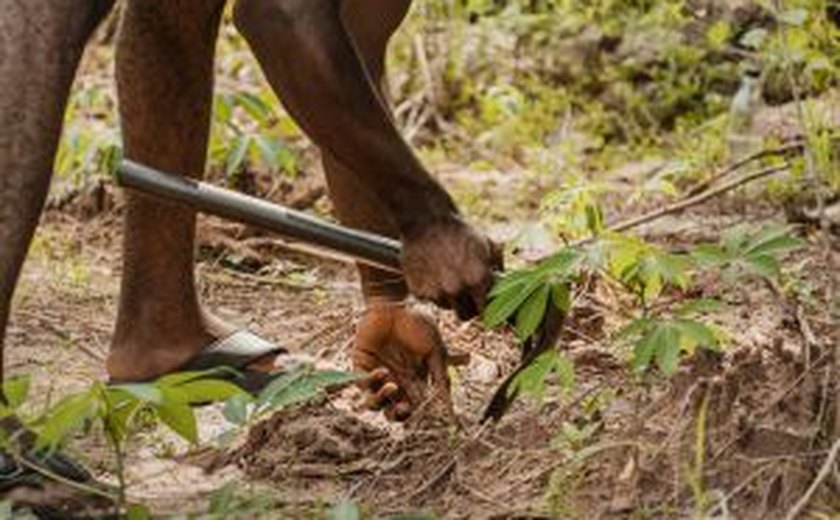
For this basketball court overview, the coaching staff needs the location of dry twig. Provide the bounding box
[783,438,840,520]
[607,164,790,235]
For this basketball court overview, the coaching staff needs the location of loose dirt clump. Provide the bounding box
[213,400,565,518]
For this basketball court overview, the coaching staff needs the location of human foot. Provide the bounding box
[106,308,290,386]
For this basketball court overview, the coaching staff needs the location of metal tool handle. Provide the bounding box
[117,160,403,273]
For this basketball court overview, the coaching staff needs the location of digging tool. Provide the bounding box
[116,160,564,421]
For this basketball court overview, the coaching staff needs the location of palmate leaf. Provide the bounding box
[508,350,574,402]
[690,244,728,266]
[102,391,144,445]
[154,398,198,445]
[483,273,545,329]
[113,383,163,405]
[631,319,721,376]
[742,254,781,279]
[173,379,245,405]
[37,389,101,450]
[514,284,550,340]
[489,268,538,298]
[673,320,720,353]
[675,298,724,317]
[743,226,804,257]
[484,248,582,330]
[155,368,238,388]
[305,370,364,390]
[254,367,362,417]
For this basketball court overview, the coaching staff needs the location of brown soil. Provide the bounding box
[8,161,839,518]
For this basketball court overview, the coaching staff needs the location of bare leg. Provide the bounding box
[236,0,452,418]
[233,0,499,323]
[0,0,114,381]
[324,0,413,303]
[108,0,231,380]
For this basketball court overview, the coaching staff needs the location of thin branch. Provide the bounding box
[783,438,840,520]
[606,164,790,235]
[685,141,805,196]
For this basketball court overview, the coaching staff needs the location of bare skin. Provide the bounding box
[0,0,501,422]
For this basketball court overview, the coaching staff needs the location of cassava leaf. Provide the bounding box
[3,374,30,409]
[174,379,245,405]
[483,274,545,328]
[515,284,550,340]
[37,390,101,450]
[154,397,198,445]
[222,394,251,426]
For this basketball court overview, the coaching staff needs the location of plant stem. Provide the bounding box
[107,427,127,517]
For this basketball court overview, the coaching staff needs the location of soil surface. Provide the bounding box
[8,153,838,518]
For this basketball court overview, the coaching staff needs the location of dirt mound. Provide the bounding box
[210,399,568,518]
[208,279,837,518]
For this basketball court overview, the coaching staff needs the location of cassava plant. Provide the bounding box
[483,205,804,404]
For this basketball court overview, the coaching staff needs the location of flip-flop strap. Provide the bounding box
[185,329,286,372]
[0,450,94,492]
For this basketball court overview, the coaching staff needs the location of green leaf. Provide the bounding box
[156,368,237,388]
[550,282,572,314]
[632,329,658,373]
[539,247,584,276]
[617,318,652,340]
[111,383,163,405]
[327,502,361,520]
[127,504,152,520]
[514,284,550,340]
[305,370,364,391]
[740,28,768,49]
[509,350,574,402]
[483,273,545,328]
[260,378,319,411]
[555,353,576,390]
[633,322,681,375]
[489,268,537,298]
[744,254,780,279]
[102,392,143,445]
[690,244,728,266]
[253,135,284,171]
[255,370,304,409]
[674,320,719,352]
[675,298,724,317]
[584,202,604,235]
[3,374,30,409]
[154,398,198,445]
[208,482,237,514]
[706,20,731,49]
[225,135,250,178]
[779,8,808,26]
[214,94,233,125]
[234,92,272,123]
[655,332,682,376]
[37,391,100,450]
[174,379,245,405]
[744,227,803,257]
[222,394,251,426]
